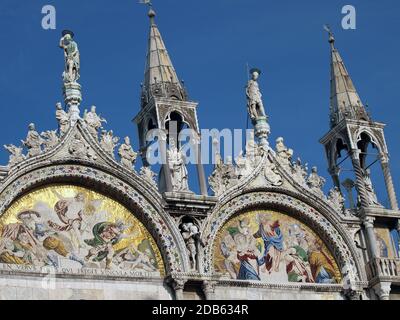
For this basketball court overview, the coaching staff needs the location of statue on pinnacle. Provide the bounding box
[245,68,270,148]
[246,68,267,122]
[59,30,80,83]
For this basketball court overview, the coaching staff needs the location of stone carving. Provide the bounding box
[4,144,25,167]
[362,169,381,206]
[84,106,107,137]
[209,133,265,196]
[306,167,326,197]
[235,151,248,178]
[245,131,261,163]
[235,132,263,179]
[168,139,189,192]
[181,222,204,270]
[69,133,97,160]
[59,31,80,83]
[209,157,239,196]
[246,68,266,121]
[275,137,293,168]
[100,130,119,157]
[118,137,137,169]
[41,130,60,152]
[292,158,308,186]
[264,161,283,186]
[22,123,43,157]
[327,187,345,213]
[140,166,157,188]
[56,102,70,136]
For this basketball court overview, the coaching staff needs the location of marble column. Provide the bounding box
[373,282,391,300]
[159,131,173,192]
[202,281,216,301]
[193,135,208,196]
[380,154,399,210]
[363,216,378,259]
[171,279,186,301]
[329,165,341,191]
[350,149,369,208]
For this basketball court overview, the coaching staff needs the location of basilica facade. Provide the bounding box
[0,8,398,300]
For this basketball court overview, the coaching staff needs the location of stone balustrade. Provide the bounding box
[366,257,400,280]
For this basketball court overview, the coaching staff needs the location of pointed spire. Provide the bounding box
[141,7,187,107]
[326,26,370,127]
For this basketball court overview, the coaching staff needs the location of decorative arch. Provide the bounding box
[202,190,364,286]
[354,127,386,155]
[0,163,189,274]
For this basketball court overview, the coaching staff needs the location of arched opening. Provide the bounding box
[356,131,386,207]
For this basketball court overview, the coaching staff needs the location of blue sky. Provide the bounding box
[0,0,399,201]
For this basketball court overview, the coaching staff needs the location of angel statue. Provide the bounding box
[4,144,26,167]
[246,68,267,121]
[59,30,80,83]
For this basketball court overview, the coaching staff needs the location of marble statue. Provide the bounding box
[328,187,345,213]
[118,137,137,169]
[181,222,203,270]
[22,123,43,157]
[246,68,267,121]
[276,137,293,168]
[168,139,189,192]
[84,106,107,136]
[292,158,308,186]
[59,31,80,83]
[100,130,119,157]
[41,130,60,151]
[306,167,326,196]
[4,144,25,167]
[140,166,157,187]
[56,103,70,136]
[264,161,283,186]
[363,169,381,206]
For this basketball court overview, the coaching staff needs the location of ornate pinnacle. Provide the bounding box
[59,30,82,124]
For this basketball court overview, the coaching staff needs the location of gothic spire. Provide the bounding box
[327,28,370,127]
[141,7,187,107]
